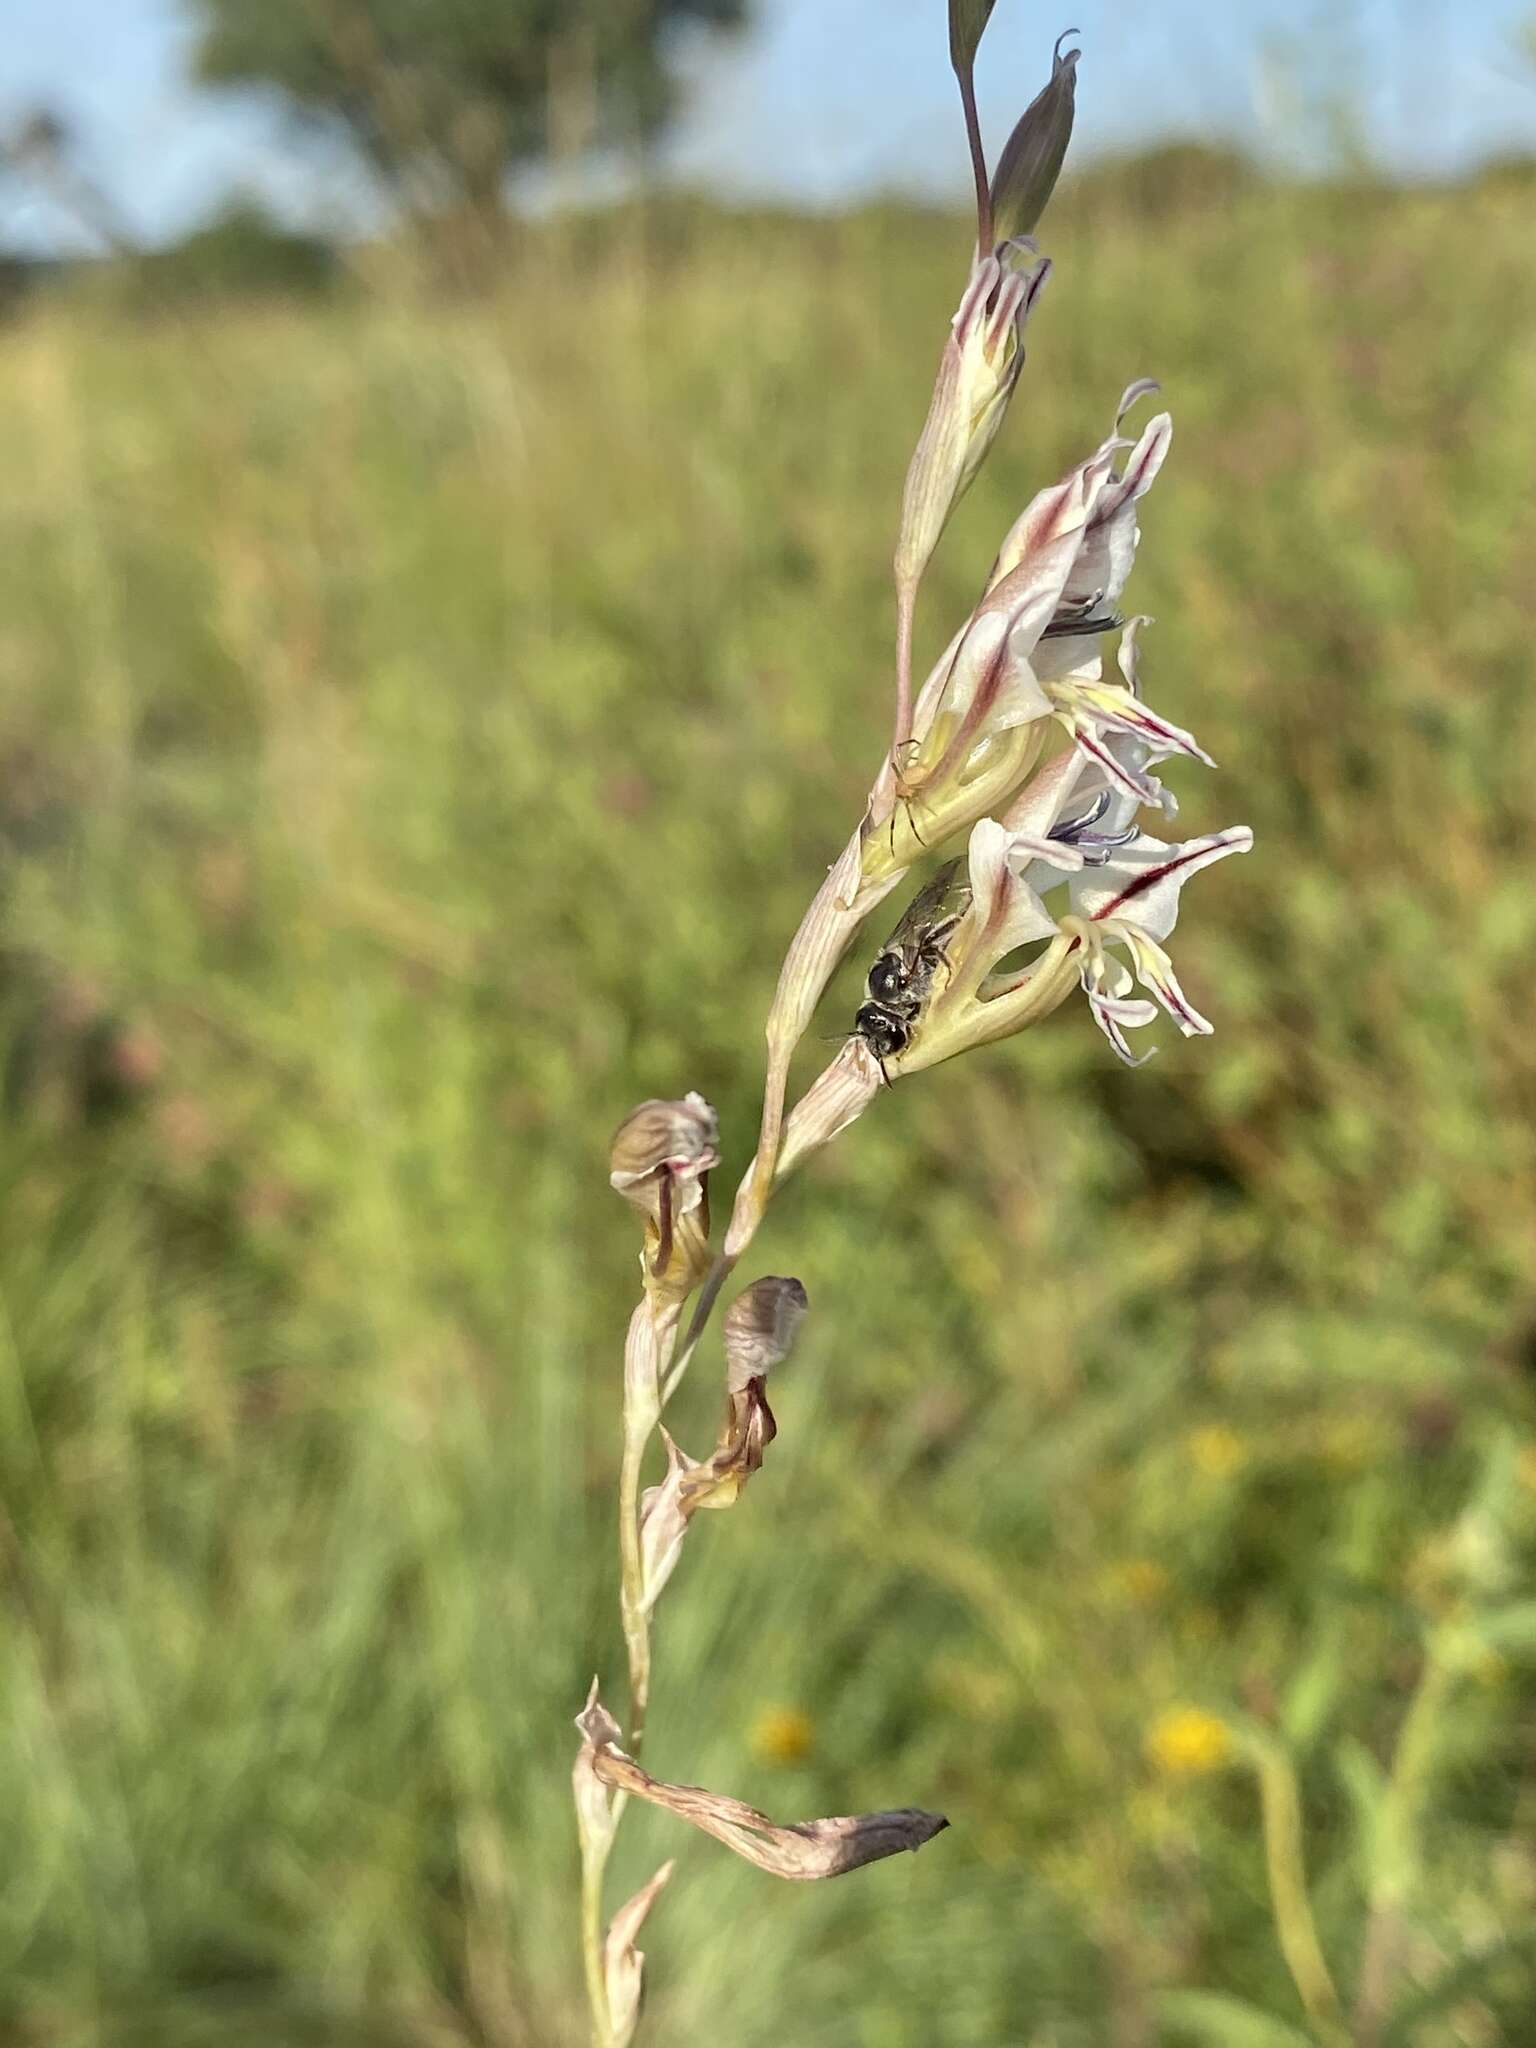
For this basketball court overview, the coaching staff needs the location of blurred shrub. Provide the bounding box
[1064,138,1263,219]
[109,201,340,308]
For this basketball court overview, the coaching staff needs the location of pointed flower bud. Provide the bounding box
[989,33,1080,247]
[572,1677,622,1861]
[893,243,1051,597]
[948,0,1000,73]
[723,1275,808,1392]
[610,1092,720,1292]
[604,1860,675,2048]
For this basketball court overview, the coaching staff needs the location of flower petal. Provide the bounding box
[984,448,1115,599]
[999,743,1094,838]
[1139,952,1213,1037]
[1084,984,1160,1065]
[1056,678,1215,771]
[1071,723,1165,805]
[990,649,1054,730]
[966,818,1059,955]
[1073,827,1254,942]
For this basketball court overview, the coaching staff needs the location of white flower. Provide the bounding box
[885,805,1251,1076]
[871,393,1183,882]
[1019,820,1254,1065]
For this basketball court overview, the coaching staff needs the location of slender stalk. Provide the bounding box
[617,1421,652,1751]
[662,1251,735,1409]
[955,63,992,255]
[892,576,917,757]
[580,1829,614,2048]
[617,1297,682,1749]
[664,1010,811,1407]
[1250,1736,1351,2048]
[1353,1634,1459,2046]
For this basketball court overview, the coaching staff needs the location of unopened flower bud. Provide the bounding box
[723,1276,809,1392]
[948,0,1000,73]
[989,34,1080,248]
[893,243,1051,597]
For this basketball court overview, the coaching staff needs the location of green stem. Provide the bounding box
[618,1420,652,1753]
[1353,1634,1459,2046]
[954,61,992,254]
[579,1826,614,2048]
[1249,1735,1351,2048]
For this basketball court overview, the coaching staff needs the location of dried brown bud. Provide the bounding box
[609,1093,719,1217]
[610,1092,719,1292]
[572,1677,621,1859]
[723,1276,808,1392]
[637,1375,781,1614]
[680,1377,778,1516]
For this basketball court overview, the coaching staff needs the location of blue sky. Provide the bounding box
[4,0,1534,252]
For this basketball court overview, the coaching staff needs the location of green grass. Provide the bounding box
[2,175,1535,2046]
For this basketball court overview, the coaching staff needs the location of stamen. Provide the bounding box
[1040,601,1123,641]
[1050,790,1113,842]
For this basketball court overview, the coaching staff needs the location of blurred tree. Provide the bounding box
[1,105,140,255]
[189,0,748,236]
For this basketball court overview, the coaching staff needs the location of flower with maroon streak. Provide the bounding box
[1052,822,1254,1063]
[884,803,1251,1077]
[866,397,1181,884]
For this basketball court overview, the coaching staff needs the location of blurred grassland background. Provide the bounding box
[3,159,1536,2048]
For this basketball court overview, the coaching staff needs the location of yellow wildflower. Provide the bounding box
[749,1706,815,1768]
[1187,1423,1248,1478]
[1145,1706,1232,1779]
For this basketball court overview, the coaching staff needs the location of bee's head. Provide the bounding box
[854,1003,910,1060]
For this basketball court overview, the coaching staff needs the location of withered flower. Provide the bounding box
[635,1278,808,1614]
[610,1092,720,1292]
[575,1684,948,1883]
[723,1274,809,1390]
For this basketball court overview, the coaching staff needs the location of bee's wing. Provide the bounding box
[877,858,973,954]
